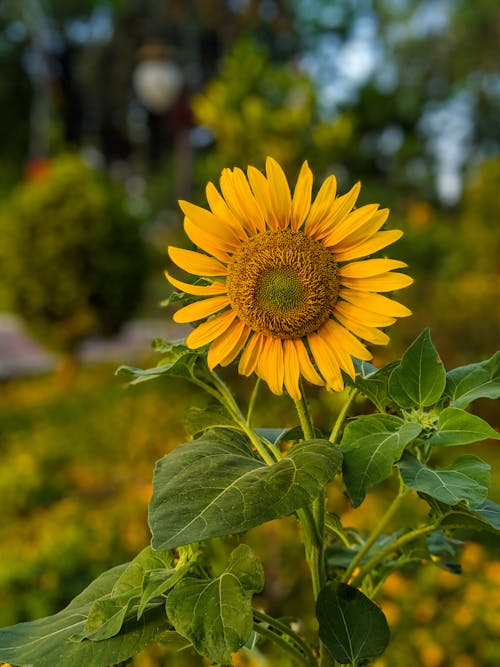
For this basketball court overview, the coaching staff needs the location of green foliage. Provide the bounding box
[0,329,498,666]
[317,582,390,665]
[0,564,170,667]
[0,153,147,353]
[341,415,421,507]
[149,433,342,550]
[192,37,354,181]
[167,545,264,663]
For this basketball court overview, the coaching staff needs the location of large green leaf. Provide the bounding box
[166,546,263,663]
[317,582,389,665]
[183,405,239,437]
[149,436,342,550]
[352,360,399,412]
[445,352,500,408]
[116,342,200,385]
[389,329,446,408]
[429,407,500,447]
[0,565,169,667]
[397,453,490,507]
[437,499,500,534]
[341,414,421,507]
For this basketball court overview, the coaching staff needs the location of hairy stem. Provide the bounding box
[253,609,318,667]
[246,377,261,426]
[342,480,409,585]
[294,389,333,667]
[207,369,278,464]
[350,522,439,589]
[329,387,358,444]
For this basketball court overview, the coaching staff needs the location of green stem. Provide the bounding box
[294,393,315,441]
[246,377,261,426]
[253,620,316,666]
[342,481,409,585]
[208,369,278,465]
[350,522,439,589]
[253,609,318,667]
[329,387,358,444]
[293,389,333,667]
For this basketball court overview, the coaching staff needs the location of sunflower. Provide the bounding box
[166,157,413,399]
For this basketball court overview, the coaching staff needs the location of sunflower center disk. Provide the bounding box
[227,230,339,338]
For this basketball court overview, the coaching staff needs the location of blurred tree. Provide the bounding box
[192,37,354,184]
[0,153,147,373]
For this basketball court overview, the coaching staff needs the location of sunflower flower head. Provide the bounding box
[166,157,413,399]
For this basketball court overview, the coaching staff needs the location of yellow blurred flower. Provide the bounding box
[167,157,412,397]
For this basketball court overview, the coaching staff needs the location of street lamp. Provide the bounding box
[132,42,183,114]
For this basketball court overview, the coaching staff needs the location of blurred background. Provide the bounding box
[0,1,499,665]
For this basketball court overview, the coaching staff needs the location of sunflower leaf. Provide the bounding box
[389,329,446,408]
[397,452,490,508]
[183,405,240,438]
[352,360,399,411]
[445,351,500,408]
[166,545,263,663]
[116,349,200,385]
[340,414,421,507]
[149,437,341,550]
[317,582,389,664]
[0,565,169,667]
[429,407,500,447]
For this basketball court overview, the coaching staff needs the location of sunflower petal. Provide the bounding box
[283,339,301,399]
[330,208,389,249]
[205,181,248,241]
[168,246,228,276]
[312,182,363,241]
[293,339,324,386]
[231,168,267,233]
[258,336,284,395]
[164,271,227,296]
[335,300,396,328]
[321,200,378,245]
[340,259,407,278]
[340,272,414,292]
[247,166,277,230]
[324,318,373,361]
[208,319,250,369]
[219,169,262,235]
[184,218,233,263]
[334,229,403,262]
[173,296,230,323]
[304,174,337,236]
[334,310,390,345]
[339,289,412,317]
[179,199,240,246]
[319,320,356,380]
[186,310,237,348]
[238,332,265,376]
[291,161,313,231]
[266,157,291,229]
[308,331,344,391]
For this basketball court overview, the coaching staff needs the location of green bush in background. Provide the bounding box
[0,153,147,355]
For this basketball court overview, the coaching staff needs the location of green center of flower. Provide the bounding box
[226,230,339,338]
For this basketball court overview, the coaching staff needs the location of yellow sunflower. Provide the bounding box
[166,157,413,399]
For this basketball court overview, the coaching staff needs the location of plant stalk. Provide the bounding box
[342,480,408,585]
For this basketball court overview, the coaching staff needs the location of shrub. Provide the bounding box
[0,153,147,354]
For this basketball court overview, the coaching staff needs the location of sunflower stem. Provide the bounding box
[329,386,358,444]
[294,389,333,667]
[342,476,409,585]
[246,377,261,427]
[208,368,278,464]
[351,521,439,590]
[253,609,318,667]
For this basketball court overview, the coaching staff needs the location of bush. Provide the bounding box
[0,153,147,354]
